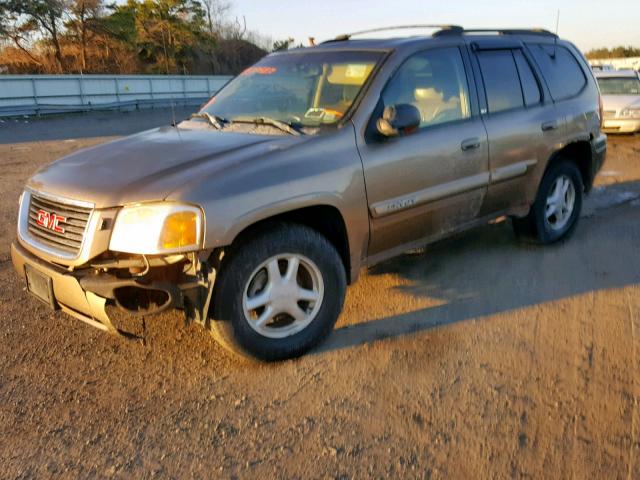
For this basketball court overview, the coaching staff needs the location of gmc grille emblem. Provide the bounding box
[36,209,66,234]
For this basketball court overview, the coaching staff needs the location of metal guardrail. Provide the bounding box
[0,74,233,117]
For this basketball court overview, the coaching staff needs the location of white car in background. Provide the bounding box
[595,70,640,134]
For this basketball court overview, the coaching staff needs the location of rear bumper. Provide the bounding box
[602,119,640,134]
[11,240,117,332]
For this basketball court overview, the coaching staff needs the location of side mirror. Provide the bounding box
[376,104,421,137]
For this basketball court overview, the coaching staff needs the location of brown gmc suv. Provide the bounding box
[11,26,607,360]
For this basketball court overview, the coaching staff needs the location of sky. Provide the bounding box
[228,0,640,52]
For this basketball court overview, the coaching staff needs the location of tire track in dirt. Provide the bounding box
[569,291,595,479]
[568,286,640,478]
[510,307,542,478]
[627,289,640,480]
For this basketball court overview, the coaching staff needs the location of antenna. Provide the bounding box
[161,24,179,131]
[553,9,560,58]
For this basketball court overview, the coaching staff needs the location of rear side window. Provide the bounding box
[527,44,587,101]
[477,50,523,113]
[513,50,542,106]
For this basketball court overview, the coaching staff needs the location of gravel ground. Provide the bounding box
[1,111,639,479]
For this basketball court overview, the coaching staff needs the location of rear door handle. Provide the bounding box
[541,121,558,132]
[461,138,481,151]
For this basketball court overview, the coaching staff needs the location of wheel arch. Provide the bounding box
[221,204,353,284]
[544,139,594,192]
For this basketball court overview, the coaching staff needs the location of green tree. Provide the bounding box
[0,2,44,67]
[0,0,267,74]
[66,0,104,71]
[272,37,293,52]
[117,0,209,73]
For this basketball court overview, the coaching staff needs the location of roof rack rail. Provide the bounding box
[323,24,463,43]
[434,28,557,38]
[322,26,557,43]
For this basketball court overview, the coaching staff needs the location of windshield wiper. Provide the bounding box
[231,116,302,136]
[190,112,227,130]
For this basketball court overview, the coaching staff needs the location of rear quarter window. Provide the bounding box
[527,44,587,101]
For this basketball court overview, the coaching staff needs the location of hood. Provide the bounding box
[27,125,305,208]
[601,94,640,112]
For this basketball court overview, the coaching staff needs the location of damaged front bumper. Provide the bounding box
[11,241,217,336]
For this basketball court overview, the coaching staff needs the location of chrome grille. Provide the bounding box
[603,110,617,119]
[27,193,92,255]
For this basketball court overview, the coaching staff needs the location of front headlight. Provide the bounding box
[620,108,640,119]
[109,203,204,254]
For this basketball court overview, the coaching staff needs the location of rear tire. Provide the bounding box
[209,223,346,361]
[513,161,583,244]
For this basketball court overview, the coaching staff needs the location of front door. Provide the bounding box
[357,46,489,259]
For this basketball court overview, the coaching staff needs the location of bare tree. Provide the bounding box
[200,0,231,37]
[198,1,254,44]
[245,30,273,51]
[226,15,246,40]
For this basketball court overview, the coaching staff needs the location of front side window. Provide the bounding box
[382,47,471,129]
[201,50,383,132]
[597,77,640,95]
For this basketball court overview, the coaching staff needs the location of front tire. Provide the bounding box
[513,161,583,244]
[210,223,346,361]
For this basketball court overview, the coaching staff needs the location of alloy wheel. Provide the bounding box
[242,254,324,339]
[544,174,576,231]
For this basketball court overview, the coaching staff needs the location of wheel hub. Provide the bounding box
[242,254,324,339]
[545,174,576,231]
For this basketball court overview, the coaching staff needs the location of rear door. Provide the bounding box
[356,46,489,259]
[526,42,595,141]
[470,43,563,215]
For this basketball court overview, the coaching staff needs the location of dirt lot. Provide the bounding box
[1,111,639,479]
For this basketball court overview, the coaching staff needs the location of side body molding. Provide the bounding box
[369,172,490,218]
[490,159,538,183]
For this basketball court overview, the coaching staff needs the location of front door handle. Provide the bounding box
[461,138,481,151]
[541,121,558,132]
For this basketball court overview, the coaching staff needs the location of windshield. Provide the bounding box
[597,76,640,95]
[200,50,383,132]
